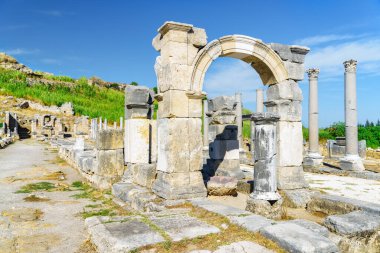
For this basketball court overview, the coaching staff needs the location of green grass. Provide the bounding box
[0,68,124,122]
[16,182,56,193]
[80,208,115,219]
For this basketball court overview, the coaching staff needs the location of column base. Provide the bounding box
[303,153,323,168]
[246,197,283,219]
[249,191,282,201]
[339,155,365,171]
[152,171,207,200]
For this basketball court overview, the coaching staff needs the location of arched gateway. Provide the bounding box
[152,21,309,199]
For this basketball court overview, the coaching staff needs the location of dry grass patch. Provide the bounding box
[139,203,286,253]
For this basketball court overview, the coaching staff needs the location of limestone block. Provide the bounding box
[96,129,123,150]
[189,27,207,48]
[266,100,302,122]
[246,198,283,219]
[206,159,240,171]
[208,96,236,111]
[152,171,207,199]
[160,41,191,64]
[126,163,157,189]
[208,125,238,140]
[73,137,84,151]
[283,61,305,81]
[125,107,152,120]
[209,140,239,160]
[204,159,244,179]
[157,118,202,173]
[290,80,303,101]
[155,62,191,92]
[125,85,154,106]
[277,121,303,166]
[95,149,124,177]
[125,119,157,164]
[290,45,310,64]
[188,97,202,118]
[277,166,307,190]
[152,34,162,51]
[159,90,202,118]
[269,43,292,61]
[207,176,238,196]
[267,81,293,101]
[209,110,236,125]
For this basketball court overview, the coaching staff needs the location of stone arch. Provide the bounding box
[191,35,289,92]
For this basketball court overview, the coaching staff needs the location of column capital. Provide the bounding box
[343,59,357,73]
[158,21,193,36]
[306,68,320,79]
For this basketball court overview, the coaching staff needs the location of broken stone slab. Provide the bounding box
[85,216,165,253]
[281,219,329,238]
[190,199,251,217]
[112,182,150,203]
[213,241,275,253]
[281,189,319,208]
[324,211,380,236]
[228,214,273,232]
[150,214,220,242]
[260,223,339,253]
[307,194,380,215]
[208,96,236,112]
[206,176,237,196]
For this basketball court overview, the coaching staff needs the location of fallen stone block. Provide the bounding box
[324,211,380,236]
[190,199,251,217]
[282,189,318,208]
[85,216,164,253]
[260,223,339,253]
[281,219,329,238]
[207,176,237,196]
[246,198,283,220]
[228,214,273,232]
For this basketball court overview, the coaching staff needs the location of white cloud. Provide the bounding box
[41,58,61,65]
[2,48,40,55]
[294,34,360,46]
[305,38,380,79]
[203,60,263,105]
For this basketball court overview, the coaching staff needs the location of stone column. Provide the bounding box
[113,122,117,129]
[203,99,209,148]
[99,117,102,131]
[256,89,264,113]
[152,21,207,199]
[340,60,364,171]
[303,69,323,168]
[120,117,123,129]
[104,119,108,130]
[246,112,282,219]
[235,92,243,149]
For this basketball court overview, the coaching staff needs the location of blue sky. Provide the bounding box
[1,0,380,127]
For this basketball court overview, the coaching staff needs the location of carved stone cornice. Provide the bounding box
[306,68,320,79]
[343,59,357,73]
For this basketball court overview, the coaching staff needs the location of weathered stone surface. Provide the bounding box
[338,231,380,253]
[208,96,236,111]
[307,194,380,215]
[96,149,124,177]
[85,216,164,253]
[209,140,239,160]
[124,163,157,189]
[260,223,339,253]
[267,81,293,100]
[246,198,283,220]
[204,159,244,179]
[228,214,273,232]
[209,110,236,125]
[152,171,207,199]
[277,166,307,190]
[112,182,149,203]
[283,61,305,81]
[208,125,238,140]
[96,129,123,150]
[237,180,254,194]
[324,211,380,236]
[151,214,220,242]
[269,43,292,61]
[125,85,154,106]
[214,241,274,253]
[190,199,251,217]
[73,137,84,151]
[189,27,207,48]
[283,219,329,237]
[282,189,318,208]
[125,119,157,164]
[207,176,237,196]
[276,121,303,167]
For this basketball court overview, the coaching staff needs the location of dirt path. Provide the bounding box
[0,139,95,253]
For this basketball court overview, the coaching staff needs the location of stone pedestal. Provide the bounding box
[303,68,323,168]
[340,60,364,171]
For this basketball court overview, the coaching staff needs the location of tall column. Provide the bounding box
[256,89,264,113]
[235,93,243,149]
[246,112,282,219]
[120,117,123,129]
[340,60,364,171]
[104,118,108,130]
[203,99,209,148]
[303,69,323,168]
[99,117,102,131]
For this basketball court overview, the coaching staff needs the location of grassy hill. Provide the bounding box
[0,68,124,122]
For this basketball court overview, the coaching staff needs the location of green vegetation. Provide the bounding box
[303,121,380,148]
[16,182,56,193]
[0,68,124,122]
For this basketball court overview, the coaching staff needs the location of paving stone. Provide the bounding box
[228,214,273,232]
[214,241,274,253]
[260,223,339,253]
[324,210,380,236]
[281,219,329,237]
[85,216,164,253]
[282,189,318,208]
[190,199,251,217]
[151,214,220,241]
